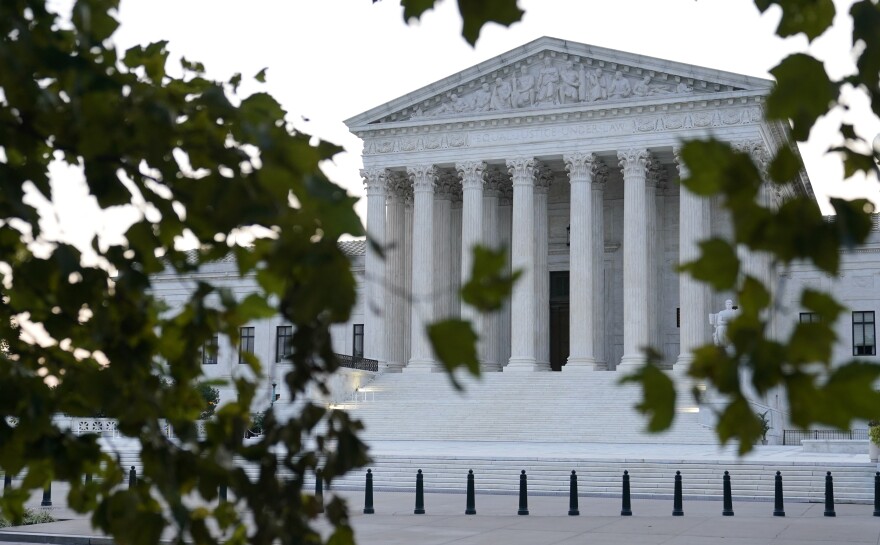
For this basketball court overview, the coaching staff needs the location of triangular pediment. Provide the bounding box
[346,37,773,129]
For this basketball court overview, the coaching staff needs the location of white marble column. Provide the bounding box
[645,157,662,357]
[385,172,409,372]
[534,165,552,368]
[434,172,457,321]
[618,149,650,370]
[457,161,487,358]
[498,181,513,368]
[361,168,387,367]
[674,147,708,369]
[591,162,608,369]
[481,169,505,371]
[450,190,463,320]
[563,153,596,371]
[506,157,546,372]
[403,190,414,365]
[406,165,437,372]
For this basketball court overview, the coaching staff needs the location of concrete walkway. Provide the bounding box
[3,490,880,545]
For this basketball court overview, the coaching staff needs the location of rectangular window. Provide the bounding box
[800,312,821,324]
[202,334,219,365]
[676,308,680,328]
[853,311,876,356]
[239,327,255,364]
[352,324,364,359]
[276,326,292,363]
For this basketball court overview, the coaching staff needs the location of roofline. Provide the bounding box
[345,36,775,128]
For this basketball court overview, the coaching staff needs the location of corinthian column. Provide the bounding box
[591,162,608,369]
[434,171,458,321]
[450,189,463,320]
[385,172,409,372]
[457,161,486,327]
[563,153,596,371]
[498,181,513,368]
[534,164,552,368]
[481,169,505,371]
[403,188,414,365]
[674,147,707,369]
[405,165,437,372]
[362,168,387,368]
[645,157,663,358]
[505,157,546,372]
[618,149,650,370]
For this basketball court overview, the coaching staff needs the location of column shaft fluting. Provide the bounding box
[450,195,463,319]
[457,161,487,357]
[403,195,414,364]
[406,165,437,372]
[618,149,650,370]
[482,171,503,371]
[591,163,608,369]
[362,168,387,366]
[385,173,408,371]
[433,173,457,321]
[645,159,661,357]
[563,153,596,371]
[498,185,513,369]
[534,166,552,367]
[506,158,544,371]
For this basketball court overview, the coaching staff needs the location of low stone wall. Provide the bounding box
[802,439,868,455]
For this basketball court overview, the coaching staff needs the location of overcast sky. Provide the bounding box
[38,0,880,250]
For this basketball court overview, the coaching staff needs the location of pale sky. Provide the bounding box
[37,0,880,250]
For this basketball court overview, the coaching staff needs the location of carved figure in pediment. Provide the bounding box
[609,71,632,99]
[675,81,693,93]
[474,83,492,112]
[490,77,512,110]
[435,92,474,116]
[587,68,608,102]
[536,58,561,105]
[512,65,536,108]
[633,75,651,97]
[558,61,582,104]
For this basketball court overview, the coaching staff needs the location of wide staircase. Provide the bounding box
[334,370,715,444]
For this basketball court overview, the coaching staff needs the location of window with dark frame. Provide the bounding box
[239,326,255,364]
[276,326,292,363]
[676,308,680,328]
[202,334,219,365]
[353,324,364,359]
[853,311,876,356]
[799,312,821,324]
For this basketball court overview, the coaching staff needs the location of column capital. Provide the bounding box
[435,171,460,200]
[385,171,410,201]
[617,149,650,176]
[591,160,609,190]
[407,165,437,193]
[646,156,667,190]
[485,167,509,197]
[361,168,388,196]
[534,163,553,194]
[673,146,690,178]
[455,161,487,190]
[563,152,596,183]
[735,139,770,178]
[506,157,536,185]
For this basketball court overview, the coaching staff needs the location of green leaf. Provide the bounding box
[755,0,835,41]
[619,359,676,432]
[829,197,875,249]
[767,145,801,185]
[427,319,480,389]
[715,397,763,454]
[801,289,845,323]
[767,54,838,141]
[678,238,739,291]
[461,245,521,312]
[457,0,524,46]
[255,67,268,83]
[401,0,436,22]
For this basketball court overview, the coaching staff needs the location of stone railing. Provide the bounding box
[335,353,379,372]
[67,417,207,439]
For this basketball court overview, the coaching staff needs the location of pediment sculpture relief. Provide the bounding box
[408,57,702,121]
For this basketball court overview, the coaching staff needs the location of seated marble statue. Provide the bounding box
[710,299,740,348]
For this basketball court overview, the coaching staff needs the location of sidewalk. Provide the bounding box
[3,489,880,545]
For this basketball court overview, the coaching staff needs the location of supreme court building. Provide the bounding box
[345,37,814,375]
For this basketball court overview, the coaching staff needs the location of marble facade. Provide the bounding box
[345,37,812,373]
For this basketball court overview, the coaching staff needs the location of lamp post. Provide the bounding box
[270,382,277,410]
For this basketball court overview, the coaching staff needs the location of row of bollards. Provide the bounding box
[356,468,880,517]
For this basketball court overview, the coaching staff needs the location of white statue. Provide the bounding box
[536,58,560,105]
[587,68,607,102]
[473,82,492,112]
[512,65,536,108]
[632,75,651,97]
[608,71,632,99]
[558,61,581,104]
[710,299,740,349]
[490,77,512,110]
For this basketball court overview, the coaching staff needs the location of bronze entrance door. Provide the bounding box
[549,271,570,371]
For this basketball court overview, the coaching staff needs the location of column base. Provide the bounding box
[673,354,693,375]
[404,359,436,373]
[564,357,597,372]
[480,362,503,372]
[383,362,406,373]
[504,358,550,372]
[617,354,646,372]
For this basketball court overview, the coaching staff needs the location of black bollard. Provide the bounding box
[568,470,579,516]
[517,470,529,516]
[315,469,324,514]
[824,471,836,517]
[41,483,52,507]
[773,471,785,517]
[128,466,137,489]
[874,472,880,517]
[363,469,375,515]
[219,484,227,503]
[465,470,476,515]
[722,471,734,516]
[3,473,11,492]
[414,469,425,515]
[672,471,683,516]
[621,470,632,516]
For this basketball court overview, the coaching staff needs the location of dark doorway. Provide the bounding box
[549,271,570,371]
